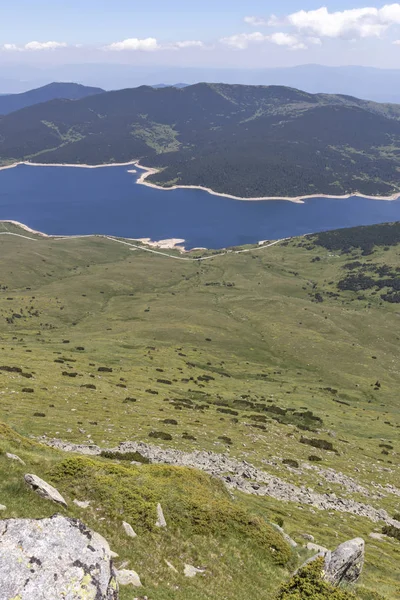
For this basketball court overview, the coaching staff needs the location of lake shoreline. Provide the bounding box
[1,159,400,204]
[0,219,191,252]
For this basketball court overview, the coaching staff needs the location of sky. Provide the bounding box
[2,1,400,69]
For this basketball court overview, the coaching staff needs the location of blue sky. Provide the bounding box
[2,1,400,68]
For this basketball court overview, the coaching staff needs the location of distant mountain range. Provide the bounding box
[1,82,400,199]
[152,83,188,89]
[0,82,104,115]
[0,84,400,197]
[2,64,400,103]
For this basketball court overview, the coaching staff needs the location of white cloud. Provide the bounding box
[2,44,19,51]
[269,32,307,50]
[104,37,160,51]
[393,38,400,43]
[171,40,204,49]
[1,41,67,52]
[287,5,400,39]
[244,16,268,27]
[220,32,268,49]
[24,41,67,51]
[221,31,305,50]
[104,38,203,52]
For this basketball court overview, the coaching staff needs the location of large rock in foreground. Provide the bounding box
[0,515,118,599]
[324,537,365,585]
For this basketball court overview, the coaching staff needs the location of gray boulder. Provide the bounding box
[272,523,298,548]
[116,569,142,587]
[0,515,118,599]
[324,537,365,585]
[155,503,167,528]
[73,499,91,509]
[306,542,329,555]
[6,452,25,465]
[122,520,137,538]
[24,473,67,507]
[184,564,205,578]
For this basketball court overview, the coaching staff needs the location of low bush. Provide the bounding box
[276,557,357,599]
[382,524,400,541]
[149,431,173,441]
[309,455,322,462]
[282,459,299,469]
[300,437,335,452]
[50,456,293,566]
[100,450,150,464]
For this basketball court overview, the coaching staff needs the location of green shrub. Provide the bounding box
[149,431,173,441]
[277,558,357,599]
[50,456,293,566]
[382,525,400,541]
[309,455,322,462]
[283,459,299,469]
[300,437,335,452]
[100,450,150,464]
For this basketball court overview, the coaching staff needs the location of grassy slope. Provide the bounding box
[0,223,399,598]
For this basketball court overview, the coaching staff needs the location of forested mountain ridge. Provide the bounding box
[0,82,104,115]
[1,82,400,198]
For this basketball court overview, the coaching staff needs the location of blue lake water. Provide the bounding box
[1,164,400,250]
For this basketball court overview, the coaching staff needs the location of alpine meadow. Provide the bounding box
[1,1,400,598]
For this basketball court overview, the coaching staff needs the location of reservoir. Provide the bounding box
[1,163,400,249]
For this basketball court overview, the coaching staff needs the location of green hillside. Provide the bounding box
[0,221,399,598]
[1,83,400,197]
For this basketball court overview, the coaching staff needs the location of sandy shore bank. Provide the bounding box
[134,161,400,203]
[0,160,139,172]
[1,159,400,203]
[0,220,190,252]
[0,219,50,237]
[131,237,187,252]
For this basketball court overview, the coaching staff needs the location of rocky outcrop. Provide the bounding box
[24,473,67,507]
[0,515,118,599]
[184,564,205,577]
[122,520,137,538]
[45,437,400,527]
[324,538,365,586]
[6,452,25,465]
[116,569,142,587]
[73,499,90,508]
[271,523,298,548]
[155,503,167,528]
[306,542,329,555]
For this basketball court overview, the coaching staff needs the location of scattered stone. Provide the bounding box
[324,538,365,586]
[44,438,399,526]
[24,473,67,507]
[117,568,142,587]
[110,550,119,558]
[122,521,137,538]
[73,499,91,509]
[0,515,118,599]
[300,533,315,542]
[272,523,298,548]
[369,532,385,540]
[0,505,6,511]
[6,452,25,465]
[155,503,167,528]
[306,542,329,555]
[184,564,205,577]
[165,559,178,573]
